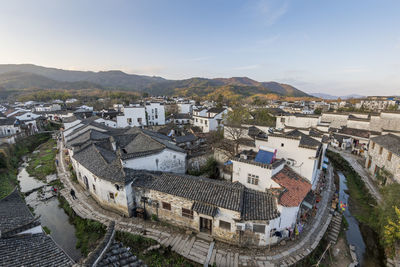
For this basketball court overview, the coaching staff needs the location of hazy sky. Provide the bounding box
[1,0,400,95]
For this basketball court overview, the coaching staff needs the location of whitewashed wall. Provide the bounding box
[123,149,186,173]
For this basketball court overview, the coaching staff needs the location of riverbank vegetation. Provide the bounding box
[327,150,400,258]
[58,196,106,256]
[0,133,51,198]
[115,231,199,267]
[26,138,57,181]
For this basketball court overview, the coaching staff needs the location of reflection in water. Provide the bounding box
[338,171,366,265]
[17,164,81,261]
[18,163,45,193]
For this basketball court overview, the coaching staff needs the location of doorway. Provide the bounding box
[83,176,89,190]
[200,217,212,235]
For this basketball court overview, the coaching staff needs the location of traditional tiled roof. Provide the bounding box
[0,117,16,126]
[285,129,321,149]
[192,202,219,217]
[0,189,74,266]
[272,166,312,207]
[0,234,74,266]
[144,173,279,221]
[67,129,110,147]
[97,241,145,267]
[72,143,126,183]
[338,127,380,139]
[207,107,226,114]
[174,134,197,144]
[0,188,37,233]
[371,134,400,156]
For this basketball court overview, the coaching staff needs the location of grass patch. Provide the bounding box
[58,195,106,256]
[43,226,51,234]
[115,231,200,267]
[0,133,51,198]
[26,138,57,181]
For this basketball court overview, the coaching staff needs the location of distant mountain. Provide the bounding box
[0,71,101,91]
[310,93,365,100]
[0,64,311,98]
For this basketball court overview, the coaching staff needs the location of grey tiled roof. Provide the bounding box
[371,133,400,156]
[72,143,126,183]
[97,241,146,267]
[0,234,74,267]
[174,134,197,144]
[0,188,35,233]
[207,107,226,114]
[0,117,16,126]
[0,189,74,266]
[144,173,279,221]
[67,129,110,147]
[192,201,219,217]
[286,129,321,148]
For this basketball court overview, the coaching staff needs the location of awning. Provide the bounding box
[192,202,218,217]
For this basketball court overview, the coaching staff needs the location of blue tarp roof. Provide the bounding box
[254,150,275,164]
[322,163,328,169]
[224,160,233,165]
[323,157,329,163]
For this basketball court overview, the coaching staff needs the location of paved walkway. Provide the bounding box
[329,148,382,203]
[57,141,335,267]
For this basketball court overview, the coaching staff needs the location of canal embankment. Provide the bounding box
[327,150,392,266]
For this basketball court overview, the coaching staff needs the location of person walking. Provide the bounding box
[70,189,77,200]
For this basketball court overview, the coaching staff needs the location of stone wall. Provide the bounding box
[366,143,400,183]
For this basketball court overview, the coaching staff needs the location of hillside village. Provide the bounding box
[1,94,400,266]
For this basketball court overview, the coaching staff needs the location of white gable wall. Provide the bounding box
[123,149,186,173]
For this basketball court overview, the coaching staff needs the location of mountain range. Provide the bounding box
[0,64,311,99]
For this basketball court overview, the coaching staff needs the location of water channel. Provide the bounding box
[17,160,82,262]
[338,171,384,266]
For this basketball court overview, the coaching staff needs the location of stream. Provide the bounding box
[338,171,385,266]
[18,160,82,262]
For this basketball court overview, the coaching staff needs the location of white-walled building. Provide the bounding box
[116,105,147,128]
[145,102,165,126]
[193,107,228,133]
[177,103,193,114]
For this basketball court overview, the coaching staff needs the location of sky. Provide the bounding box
[1,0,400,96]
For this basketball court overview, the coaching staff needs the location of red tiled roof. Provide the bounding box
[271,166,311,207]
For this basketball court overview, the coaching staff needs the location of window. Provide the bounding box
[247,174,259,185]
[137,118,142,124]
[253,224,266,233]
[379,147,383,155]
[388,152,392,161]
[92,184,96,192]
[162,202,171,210]
[371,142,375,149]
[155,115,158,119]
[219,220,231,230]
[196,118,198,122]
[109,192,115,199]
[280,118,285,123]
[127,118,132,125]
[205,120,208,125]
[155,108,158,114]
[281,143,284,147]
[182,208,193,219]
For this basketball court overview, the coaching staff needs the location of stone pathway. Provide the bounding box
[57,141,335,266]
[330,148,382,203]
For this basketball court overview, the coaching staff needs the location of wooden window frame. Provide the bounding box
[371,142,375,149]
[182,208,193,219]
[109,192,115,199]
[379,146,383,155]
[219,220,231,231]
[162,202,171,211]
[388,152,392,161]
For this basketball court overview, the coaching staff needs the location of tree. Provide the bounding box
[216,94,224,108]
[384,206,400,255]
[223,107,251,156]
[252,109,276,127]
[314,108,322,115]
